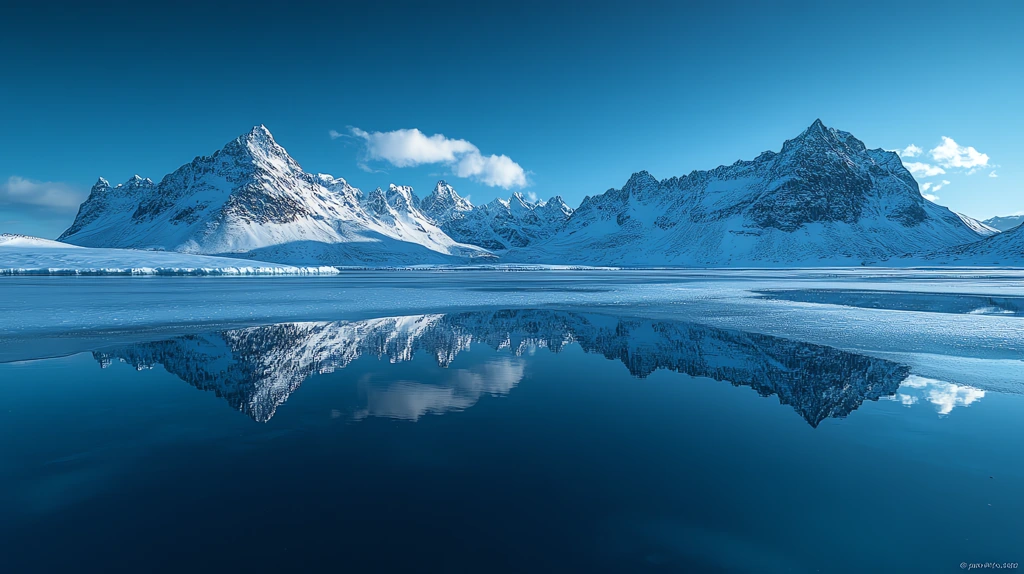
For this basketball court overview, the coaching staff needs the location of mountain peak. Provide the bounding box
[240,124,276,147]
[228,124,292,160]
[420,181,472,223]
[92,177,111,191]
[777,118,851,157]
[386,183,418,209]
[623,170,659,195]
[247,124,273,138]
[122,174,153,188]
[216,124,303,173]
[796,118,834,141]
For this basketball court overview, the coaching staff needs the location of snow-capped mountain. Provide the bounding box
[918,223,1024,266]
[93,309,907,426]
[419,181,574,250]
[55,120,1002,267]
[58,126,489,265]
[503,120,989,266]
[982,215,1024,232]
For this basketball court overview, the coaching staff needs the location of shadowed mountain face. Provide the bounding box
[93,310,909,426]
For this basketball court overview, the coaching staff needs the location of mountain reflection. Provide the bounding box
[93,310,910,426]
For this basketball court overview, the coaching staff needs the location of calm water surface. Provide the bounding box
[1,308,1021,573]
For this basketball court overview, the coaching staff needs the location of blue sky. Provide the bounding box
[1,0,1021,238]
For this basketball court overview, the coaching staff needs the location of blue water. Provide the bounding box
[1,308,1021,573]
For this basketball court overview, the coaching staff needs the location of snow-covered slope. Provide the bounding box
[419,181,573,250]
[58,126,489,265]
[93,309,907,426]
[0,233,83,249]
[915,224,1024,266]
[0,234,337,275]
[982,215,1024,232]
[504,120,988,266]
[955,213,999,237]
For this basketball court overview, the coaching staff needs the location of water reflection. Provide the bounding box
[83,310,941,426]
[890,375,986,415]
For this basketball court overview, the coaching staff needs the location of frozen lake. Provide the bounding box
[1,270,1022,572]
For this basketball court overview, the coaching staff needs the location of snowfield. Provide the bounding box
[0,234,339,276]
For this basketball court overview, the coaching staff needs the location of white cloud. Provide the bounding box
[989,171,998,178]
[354,358,525,421]
[896,144,923,158]
[347,127,528,189]
[929,136,989,170]
[931,179,951,192]
[328,129,343,140]
[0,177,85,211]
[899,376,985,416]
[905,162,946,177]
[920,182,933,192]
[922,193,940,202]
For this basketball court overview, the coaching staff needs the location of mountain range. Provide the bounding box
[58,126,487,265]
[982,215,1024,232]
[53,120,1020,267]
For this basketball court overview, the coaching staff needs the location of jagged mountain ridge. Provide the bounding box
[501,120,988,266]
[94,309,909,426]
[983,215,1024,232]
[419,181,574,250]
[57,120,996,266]
[58,126,489,265]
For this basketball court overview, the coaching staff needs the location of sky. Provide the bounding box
[1,0,1021,238]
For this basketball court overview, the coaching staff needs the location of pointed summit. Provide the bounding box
[623,170,659,196]
[385,183,419,212]
[224,124,290,160]
[239,124,278,150]
[91,177,111,192]
[122,175,154,190]
[538,195,573,219]
[420,180,473,224]
[431,180,463,200]
[796,118,834,141]
[779,118,847,156]
[217,124,302,173]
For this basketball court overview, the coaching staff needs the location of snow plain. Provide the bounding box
[1,269,1021,396]
[0,234,339,276]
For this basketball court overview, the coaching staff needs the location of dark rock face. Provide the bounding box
[93,309,908,426]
